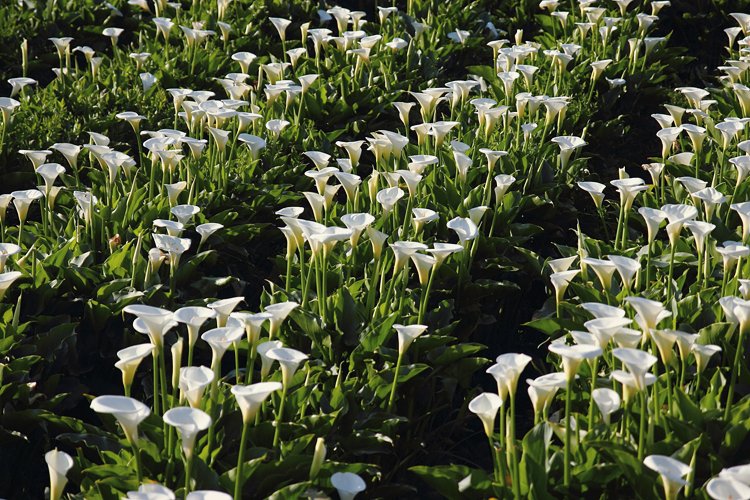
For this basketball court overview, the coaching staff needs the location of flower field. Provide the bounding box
[2,0,750,498]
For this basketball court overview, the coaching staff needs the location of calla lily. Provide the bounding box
[446,217,478,245]
[582,257,617,290]
[684,220,715,253]
[208,296,244,327]
[0,243,20,273]
[550,270,580,305]
[391,241,428,273]
[607,255,640,291]
[331,472,367,500]
[527,372,567,417]
[11,189,43,225]
[171,204,200,226]
[257,340,283,380]
[644,455,691,500]
[493,353,532,397]
[50,143,81,171]
[238,134,266,160]
[0,97,20,125]
[706,477,750,500]
[125,483,175,499]
[581,302,626,319]
[175,306,216,358]
[163,407,211,459]
[153,233,191,270]
[115,344,154,396]
[231,312,272,348]
[18,149,52,170]
[195,223,223,248]
[179,366,214,408]
[730,201,750,241]
[548,343,602,383]
[592,388,621,424]
[610,178,648,212]
[124,305,174,350]
[269,17,292,42]
[469,392,503,437]
[231,381,282,424]
[154,219,185,237]
[548,256,577,273]
[35,163,65,198]
[164,182,186,205]
[612,348,658,391]
[202,326,244,369]
[393,324,427,355]
[186,492,233,500]
[625,297,670,335]
[90,395,150,444]
[611,369,656,403]
[584,317,632,348]
[266,119,290,138]
[46,449,74,500]
[426,242,463,267]
[410,253,436,286]
[578,181,606,208]
[551,135,587,169]
[693,187,726,221]
[692,344,722,374]
[265,347,308,388]
[719,464,750,485]
[411,208,439,235]
[264,301,298,338]
[334,172,362,203]
[376,187,405,216]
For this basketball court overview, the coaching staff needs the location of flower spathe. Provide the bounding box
[592,388,621,424]
[90,395,150,444]
[163,407,211,459]
[46,449,74,500]
[644,455,691,500]
[179,366,215,408]
[469,392,503,437]
[548,342,602,383]
[393,324,427,355]
[123,305,174,350]
[202,326,244,368]
[330,472,367,500]
[706,477,750,500]
[0,271,23,301]
[186,491,233,500]
[231,381,282,423]
[612,348,658,391]
[265,347,308,388]
[527,372,567,416]
[115,343,154,392]
[446,216,478,245]
[264,301,299,338]
[207,296,244,327]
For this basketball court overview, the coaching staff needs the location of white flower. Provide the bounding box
[45,449,74,500]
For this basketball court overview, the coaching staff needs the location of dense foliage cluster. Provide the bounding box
[0,0,749,498]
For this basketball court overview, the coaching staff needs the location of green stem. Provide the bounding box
[233,422,249,500]
[509,394,520,499]
[132,441,143,483]
[387,352,403,412]
[152,353,160,415]
[563,384,572,488]
[724,329,746,421]
[638,390,647,460]
[588,357,599,429]
[184,453,194,495]
[272,385,288,447]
